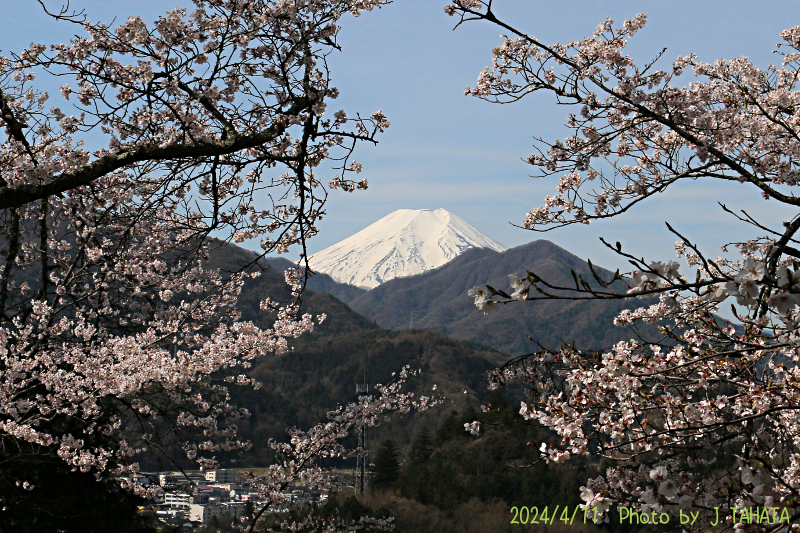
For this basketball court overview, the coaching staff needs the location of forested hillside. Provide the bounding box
[316,393,674,533]
[206,242,506,465]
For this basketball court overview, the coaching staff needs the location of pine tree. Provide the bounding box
[409,427,434,464]
[436,411,460,444]
[370,440,400,490]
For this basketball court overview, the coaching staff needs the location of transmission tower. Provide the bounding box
[354,359,369,496]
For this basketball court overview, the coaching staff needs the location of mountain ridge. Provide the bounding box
[342,239,660,355]
[262,238,658,356]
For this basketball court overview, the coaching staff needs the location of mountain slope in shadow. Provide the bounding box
[346,240,657,355]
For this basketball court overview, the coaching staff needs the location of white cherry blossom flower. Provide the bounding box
[736,258,765,282]
[658,479,679,499]
[468,285,489,304]
[649,465,668,481]
[477,299,499,315]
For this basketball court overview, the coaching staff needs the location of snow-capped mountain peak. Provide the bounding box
[309,208,506,289]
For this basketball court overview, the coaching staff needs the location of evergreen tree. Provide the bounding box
[370,440,400,490]
[409,427,434,463]
[436,411,460,444]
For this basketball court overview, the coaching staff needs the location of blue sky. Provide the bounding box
[4,1,800,272]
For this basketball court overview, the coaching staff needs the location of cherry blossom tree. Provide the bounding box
[0,0,411,530]
[449,0,800,530]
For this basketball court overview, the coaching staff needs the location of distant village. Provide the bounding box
[130,468,332,530]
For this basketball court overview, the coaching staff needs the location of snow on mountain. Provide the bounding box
[309,208,507,289]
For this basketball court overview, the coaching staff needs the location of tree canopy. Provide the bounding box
[0,1,443,531]
[449,0,800,529]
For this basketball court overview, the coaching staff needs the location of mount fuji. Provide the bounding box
[309,208,506,289]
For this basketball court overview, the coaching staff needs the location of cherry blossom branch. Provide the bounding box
[0,100,308,210]
[450,4,800,526]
